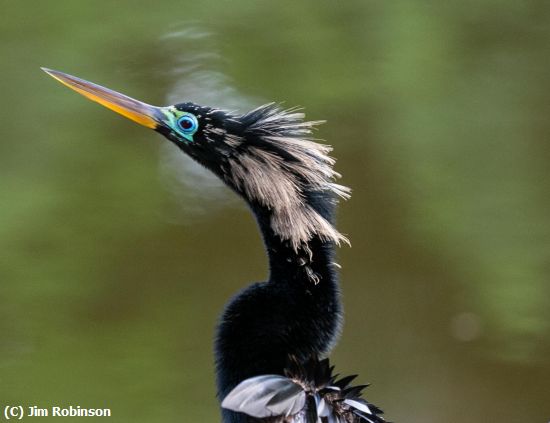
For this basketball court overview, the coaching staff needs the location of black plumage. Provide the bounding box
[42,69,388,423]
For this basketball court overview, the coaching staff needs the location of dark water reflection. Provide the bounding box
[1,1,549,422]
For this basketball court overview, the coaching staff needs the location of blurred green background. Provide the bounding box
[1,1,549,422]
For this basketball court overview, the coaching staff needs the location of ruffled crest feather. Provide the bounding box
[225,104,351,251]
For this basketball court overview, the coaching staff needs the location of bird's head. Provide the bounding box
[42,68,350,253]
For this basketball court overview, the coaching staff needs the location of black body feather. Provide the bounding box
[222,357,386,423]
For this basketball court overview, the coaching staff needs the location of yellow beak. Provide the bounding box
[42,68,164,129]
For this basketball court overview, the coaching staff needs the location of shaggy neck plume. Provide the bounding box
[223,104,351,277]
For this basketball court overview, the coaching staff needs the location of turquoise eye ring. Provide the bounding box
[177,115,198,134]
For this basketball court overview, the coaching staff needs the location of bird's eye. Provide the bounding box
[177,115,198,133]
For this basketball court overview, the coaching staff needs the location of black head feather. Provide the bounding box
[158,103,351,253]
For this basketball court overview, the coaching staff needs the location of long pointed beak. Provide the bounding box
[41,68,164,129]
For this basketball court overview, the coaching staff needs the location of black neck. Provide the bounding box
[215,193,344,422]
[253,204,337,286]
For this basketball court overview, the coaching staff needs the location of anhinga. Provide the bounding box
[42,68,387,423]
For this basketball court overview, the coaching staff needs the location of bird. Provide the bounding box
[42,67,388,423]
